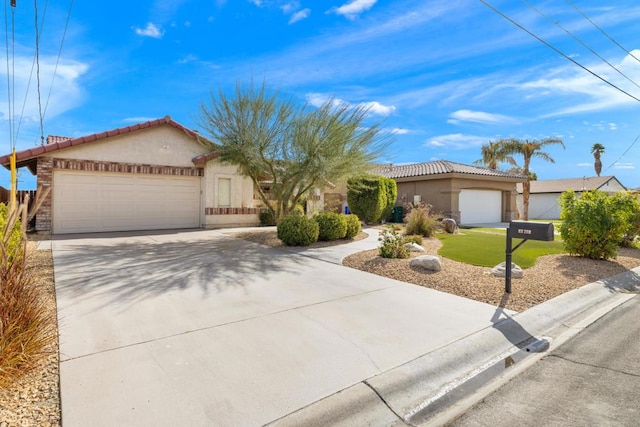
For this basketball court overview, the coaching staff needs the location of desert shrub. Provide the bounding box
[405,207,438,237]
[621,207,640,248]
[381,178,397,222]
[291,204,306,216]
[378,226,410,259]
[402,234,423,245]
[277,214,319,246]
[0,203,55,389]
[314,212,347,241]
[559,190,639,259]
[344,214,362,239]
[258,210,276,226]
[347,175,392,223]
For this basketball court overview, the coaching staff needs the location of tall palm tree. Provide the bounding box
[500,137,565,220]
[591,143,605,177]
[474,141,512,170]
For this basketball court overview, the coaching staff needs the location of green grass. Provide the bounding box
[437,230,565,268]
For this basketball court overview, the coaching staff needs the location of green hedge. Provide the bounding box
[344,214,362,239]
[314,212,347,241]
[346,175,396,223]
[277,214,319,246]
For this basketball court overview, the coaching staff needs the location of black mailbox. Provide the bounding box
[509,221,554,241]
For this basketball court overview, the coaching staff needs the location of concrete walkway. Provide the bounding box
[53,228,498,426]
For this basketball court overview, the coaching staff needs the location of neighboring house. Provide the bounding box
[516,176,627,220]
[375,160,525,225]
[0,116,259,234]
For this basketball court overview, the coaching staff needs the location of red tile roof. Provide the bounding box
[374,160,526,180]
[0,116,213,167]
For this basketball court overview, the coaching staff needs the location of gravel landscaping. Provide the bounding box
[0,245,60,427]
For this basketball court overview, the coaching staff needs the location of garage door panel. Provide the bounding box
[459,189,502,224]
[53,171,201,234]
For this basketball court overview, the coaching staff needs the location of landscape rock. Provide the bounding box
[410,255,442,272]
[404,242,425,252]
[442,218,459,234]
[491,262,523,279]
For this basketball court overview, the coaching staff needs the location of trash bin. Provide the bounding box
[392,206,403,223]
[344,205,351,215]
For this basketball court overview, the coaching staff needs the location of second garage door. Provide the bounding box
[458,189,502,224]
[52,171,201,234]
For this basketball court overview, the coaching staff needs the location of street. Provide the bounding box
[450,294,640,426]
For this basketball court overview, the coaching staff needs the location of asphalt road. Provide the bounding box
[450,294,640,427]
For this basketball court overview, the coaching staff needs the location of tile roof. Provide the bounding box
[516,176,624,193]
[373,160,526,180]
[0,116,214,168]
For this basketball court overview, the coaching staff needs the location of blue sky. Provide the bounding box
[2,0,640,189]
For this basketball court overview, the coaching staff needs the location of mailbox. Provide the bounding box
[509,221,554,242]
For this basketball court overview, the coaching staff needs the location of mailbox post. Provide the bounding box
[505,221,554,293]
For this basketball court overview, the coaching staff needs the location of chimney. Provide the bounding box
[46,135,72,145]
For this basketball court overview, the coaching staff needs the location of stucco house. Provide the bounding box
[0,117,260,234]
[376,161,525,224]
[516,176,627,220]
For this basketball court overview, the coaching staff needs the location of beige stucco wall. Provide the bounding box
[42,125,208,167]
[203,160,254,209]
[204,214,259,228]
[394,175,520,222]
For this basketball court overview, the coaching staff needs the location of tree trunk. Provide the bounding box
[523,180,530,221]
[594,158,602,177]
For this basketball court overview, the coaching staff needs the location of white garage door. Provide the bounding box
[459,189,502,224]
[53,171,201,234]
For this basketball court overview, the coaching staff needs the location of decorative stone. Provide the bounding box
[491,262,523,279]
[410,255,442,272]
[442,218,459,234]
[404,242,425,252]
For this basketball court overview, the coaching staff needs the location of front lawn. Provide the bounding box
[437,230,565,268]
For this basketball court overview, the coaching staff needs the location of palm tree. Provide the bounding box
[500,137,565,220]
[591,143,605,177]
[474,141,512,170]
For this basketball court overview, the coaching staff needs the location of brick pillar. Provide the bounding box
[35,158,53,232]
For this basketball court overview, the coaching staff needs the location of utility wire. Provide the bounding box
[15,0,47,140]
[566,0,640,65]
[521,0,640,92]
[33,0,44,145]
[4,0,14,149]
[43,0,73,120]
[604,133,640,173]
[479,0,640,104]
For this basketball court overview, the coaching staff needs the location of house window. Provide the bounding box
[218,178,231,207]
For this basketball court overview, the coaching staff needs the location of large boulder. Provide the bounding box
[491,262,523,279]
[442,218,459,234]
[410,255,442,272]
[404,242,425,252]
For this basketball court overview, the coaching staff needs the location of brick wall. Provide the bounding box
[205,207,260,215]
[35,158,53,231]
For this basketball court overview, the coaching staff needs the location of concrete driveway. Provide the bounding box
[54,228,503,426]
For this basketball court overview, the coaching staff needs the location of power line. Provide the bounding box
[603,133,640,173]
[521,0,640,92]
[43,0,73,120]
[566,0,640,66]
[33,0,44,145]
[479,0,640,104]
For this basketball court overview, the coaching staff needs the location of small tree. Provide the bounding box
[381,177,397,222]
[199,81,390,223]
[559,190,639,259]
[346,175,391,223]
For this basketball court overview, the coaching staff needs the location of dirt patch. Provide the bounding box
[0,244,60,426]
[343,238,640,312]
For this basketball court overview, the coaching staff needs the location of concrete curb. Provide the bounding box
[269,267,640,426]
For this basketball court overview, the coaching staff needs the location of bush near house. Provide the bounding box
[259,210,276,226]
[277,214,319,246]
[559,190,640,259]
[405,207,438,237]
[344,214,362,239]
[346,175,396,223]
[314,212,348,241]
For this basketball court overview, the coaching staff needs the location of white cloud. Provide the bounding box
[425,133,488,150]
[249,0,263,6]
[281,1,299,14]
[134,22,165,38]
[305,93,395,116]
[391,128,409,134]
[289,8,311,24]
[576,163,591,167]
[614,162,634,170]
[448,109,517,125]
[331,0,377,19]
[122,117,157,123]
